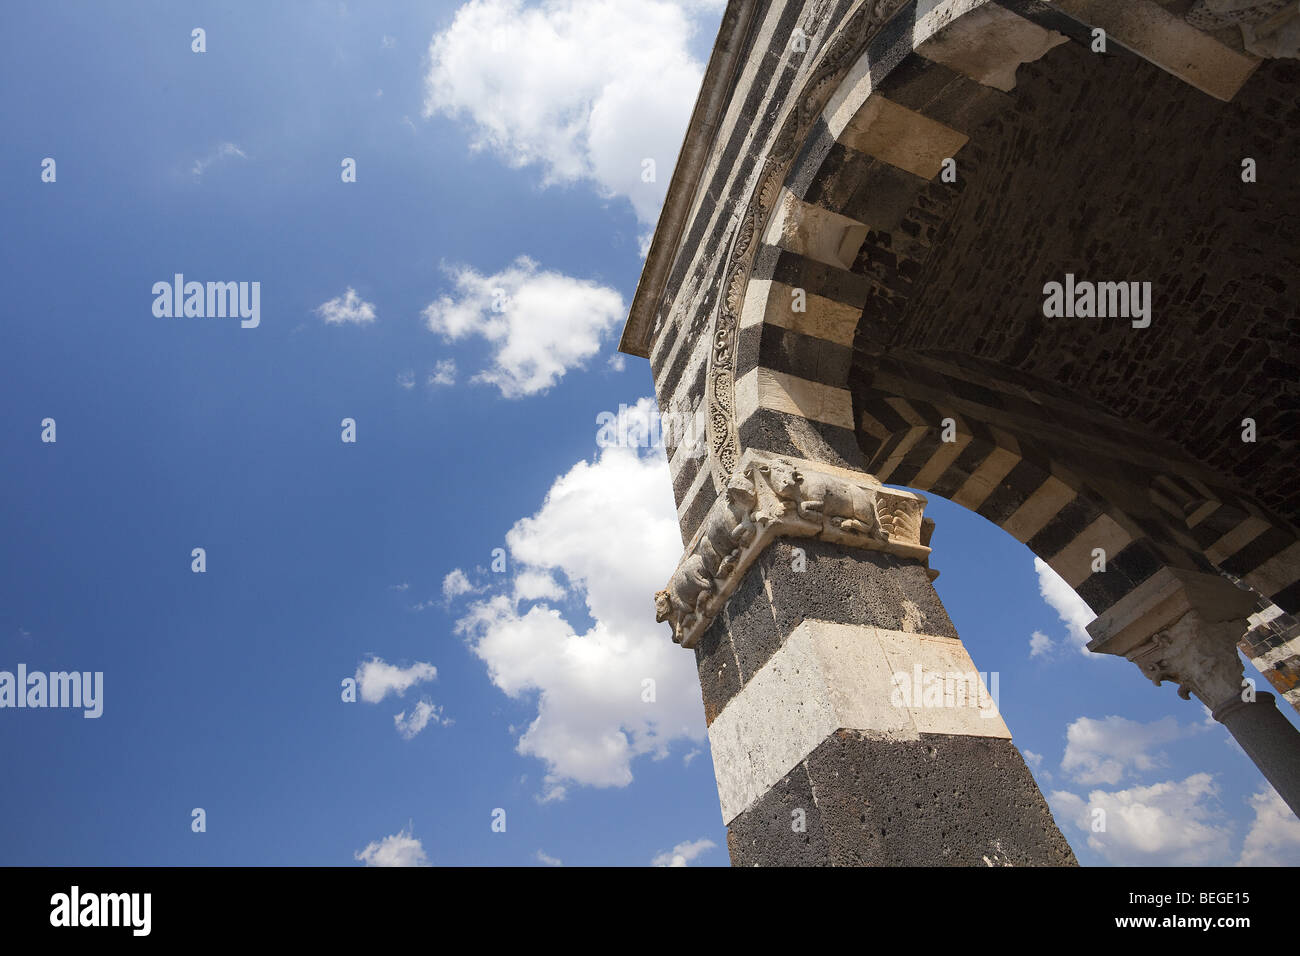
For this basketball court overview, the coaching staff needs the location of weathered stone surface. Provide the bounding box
[707,619,1010,824]
[757,539,956,641]
[728,731,1079,867]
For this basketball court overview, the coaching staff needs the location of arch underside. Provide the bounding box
[703,1,1299,697]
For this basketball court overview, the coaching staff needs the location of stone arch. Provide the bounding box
[705,0,1299,624]
[626,0,1300,858]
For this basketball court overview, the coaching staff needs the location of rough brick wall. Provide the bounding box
[892,44,1299,535]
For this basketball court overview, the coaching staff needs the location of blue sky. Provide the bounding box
[1,0,1296,868]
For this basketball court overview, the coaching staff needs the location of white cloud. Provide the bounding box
[1022,748,1051,782]
[514,569,564,602]
[354,656,438,704]
[428,359,457,387]
[682,747,701,766]
[1061,715,1200,785]
[443,568,474,600]
[389,582,410,592]
[397,370,415,389]
[1049,774,1231,866]
[535,849,563,867]
[1033,558,1097,655]
[1029,630,1053,658]
[651,838,716,867]
[354,825,430,866]
[394,699,448,739]
[454,409,701,800]
[1237,786,1300,866]
[381,34,396,48]
[315,287,377,325]
[423,0,715,227]
[423,257,623,398]
[191,141,246,180]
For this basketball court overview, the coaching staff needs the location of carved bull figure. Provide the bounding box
[655,553,713,642]
[697,472,758,578]
[792,469,884,539]
[749,458,803,525]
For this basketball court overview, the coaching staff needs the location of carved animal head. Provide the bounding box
[654,589,673,623]
[764,460,803,500]
[725,472,756,508]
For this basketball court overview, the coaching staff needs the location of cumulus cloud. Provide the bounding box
[454,401,702,800]
[535,849,563,867]
[394,699,449,739]
[423,257,623,398]
[397,370,416,389]
[1049,774,1231,866]
[1061,715,1200,786]
[315,287,377,325]
[191,142,246,180]
[354,825,430,866]
[354,656,438,704]
[428,359,457,387]
[1033,557,1097,656]
[514,569,564,602]
[423,0,716,226]
[1029,630,1053,658]
[651,838,716,867]
[1237,786,1300,866]
[443,569,474,600]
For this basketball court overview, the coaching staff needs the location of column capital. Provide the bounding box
[1127,609,1248,709]
[1087,567,1255,710]
[654,450,934,648]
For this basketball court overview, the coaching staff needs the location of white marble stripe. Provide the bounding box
[708,619,1010,824]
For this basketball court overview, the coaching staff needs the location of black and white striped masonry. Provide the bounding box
[622,0,1300,862]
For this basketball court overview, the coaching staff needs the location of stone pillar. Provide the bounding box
[655,451,1076,866]
[1088,568,1300,818]
[1215,694,1300,816]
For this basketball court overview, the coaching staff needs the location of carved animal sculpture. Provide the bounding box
[658,473,761,642]
[698,472,759,577]
[793,470,884,539]
[725,472,758,547]
[654,588,673,624]
[749,459,803,525]
[657,553,713,641]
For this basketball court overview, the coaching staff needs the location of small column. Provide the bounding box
[1087,568,1300,818]
[655,451,1076,866]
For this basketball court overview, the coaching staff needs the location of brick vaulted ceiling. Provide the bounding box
[859,43,1299,535]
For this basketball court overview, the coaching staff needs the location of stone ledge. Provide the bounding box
[655,449,933,648]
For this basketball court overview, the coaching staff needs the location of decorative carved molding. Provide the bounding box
[705,0,910,484]
[655,450,932,648]
[1126,609,1249,710]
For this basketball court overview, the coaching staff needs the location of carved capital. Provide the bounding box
[655,450,932,648]
[1127,609,1248,710]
